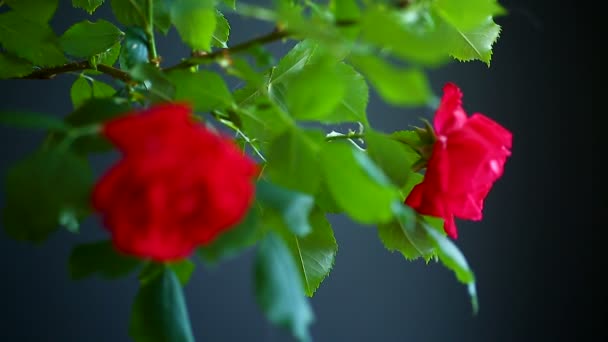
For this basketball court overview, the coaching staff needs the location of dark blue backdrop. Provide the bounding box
[0,1,594,341]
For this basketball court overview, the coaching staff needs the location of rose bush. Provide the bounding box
[92,103,258,261]
[406,83,512,238]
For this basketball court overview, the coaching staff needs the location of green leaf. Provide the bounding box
[63,97,131,154]
[72,0,105,14]
[5,0,58,23]
[266,128,322,194]
[329,63,369,124]
[198,207,261,265]
[92,80,116,98]
[221,0,236,10]
[281,209,337,297]
[378,203,436,261]
[60,20,124,58]
[167,69,233,112]
[236,98,291,148]
[360,7,449,66]
[366,131,419,189]
[351,55,432,106]
[130,267,195,342]
[441,17,501,66]
[0,111,69,131]
[0,12,66,66]
[129,63,175,102]
[254,233,314,342]
[168,260,196,286]
[0,53,33,79]
[2,149,93,242]
[170,0,217,52]
[321,142,400,224]
[330,0,361,39]
[212,10,230,48]
[69,240,141,280]
[423,222,478,313]
[256,180,314,237]
[71,77,93,109]
[91,42,121,68]
[433,0,505,31]
[154,0,173,34]
[111,0,146,27]
[119,27,149,70]
[284,62,346,122]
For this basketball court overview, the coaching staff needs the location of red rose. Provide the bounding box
[92,103,258,261]
[405,83,512,238]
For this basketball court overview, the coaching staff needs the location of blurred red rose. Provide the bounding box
[92,103,258,261]
[405,83,512,238]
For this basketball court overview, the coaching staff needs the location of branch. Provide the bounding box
[164,29,289,72]
[164,19,358,72]
[21,61,132,83]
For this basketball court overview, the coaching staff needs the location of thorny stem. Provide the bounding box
[145,0,159,65]
[21,61,132,83]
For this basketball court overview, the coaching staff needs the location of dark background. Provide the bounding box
[0,1,594,341]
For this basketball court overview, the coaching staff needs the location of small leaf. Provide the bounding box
[5,0,58,23]
[72,0,105,14]
[119,27,149,70]
[130,267,195,342]
[423,223,478,313]
[0,12,66,66]
[0,53,33,79]
[167,69,233,111]
[154,0,173,34]
[198,207,261,265]
[69,240,141,280]
[442,17,501,66]
[92,42,122,68]
[111,0,147,27]
[255,233,314,342]
[71,77,93,109]
[433,0,505,31]
[170,0,217,52]
[0,111,69,131]
[129,63,175,102]
[212,10,230,48]
[378,203,436,261]
[92,80,116,98]
[266,128,323,194]
[329,63,369,124]
[281,209,337,296]
[256,180,314,237]
[2,149,93,242]
[221,0,236,10]
[366,131,419,188]
[60,20,124,58]
[321,142,400,224]
[351,55,432,106]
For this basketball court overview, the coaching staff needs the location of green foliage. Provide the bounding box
[321,142,400,224]
[0,11,66,66]
[0,111,69,131]
[69,240,141,279]
[198,207,261,265]
[255,233,314,342]
[60,20,124,58]
[366,131,419,189]
[5,0,58,23]
[129,63,175,101]
[119,27,149,70]
[280,209,337,297]
[2,148,93,242]
[170,0,217,52]
[266,128,323,194]
[212,11,231,48]
[167,70,234,111]
[0,54,33,79]
[72,0,106,14]
[130,267,195,342]
[351,56,432,106]
[256,180,314,236]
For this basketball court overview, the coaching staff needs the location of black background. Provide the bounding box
[0,1,595,341]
